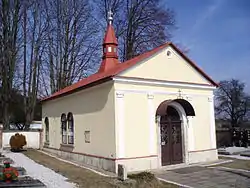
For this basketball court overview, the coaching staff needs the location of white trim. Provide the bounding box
[113,77,216,90]
[156,117,162,167]
[209,96,217,148]
[148,93,155,155]
[187,117,195,152]
[169,102,189,164]
[116,91,125,158]
[115,88,214,98]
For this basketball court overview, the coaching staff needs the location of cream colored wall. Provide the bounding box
[42,82,117,158]
[114,83,215,159]
[120,46,211,85]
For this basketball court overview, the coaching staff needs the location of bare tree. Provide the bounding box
[0,0,21,129]
[215,79,250,128]
[94,0,176,61]
[18,0,48,128]
[41,0,100,94]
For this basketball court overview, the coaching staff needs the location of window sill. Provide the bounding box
[60,143,74,152]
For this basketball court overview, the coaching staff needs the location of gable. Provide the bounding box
[119,46,213,86]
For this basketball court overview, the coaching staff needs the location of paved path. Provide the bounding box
[155,166,250,188]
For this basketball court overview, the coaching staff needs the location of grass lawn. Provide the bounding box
[23,149,178,188]
[217,156,250,171]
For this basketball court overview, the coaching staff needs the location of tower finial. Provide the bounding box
[108,10,113,25]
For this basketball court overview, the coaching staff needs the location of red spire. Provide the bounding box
[103,25,118,45]
[98,11,119,73]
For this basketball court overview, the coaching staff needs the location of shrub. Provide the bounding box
[9,133,27,152]
[128,171,155,181]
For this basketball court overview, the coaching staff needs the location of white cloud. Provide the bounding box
[192,0,224,33]
[186,0,225,49]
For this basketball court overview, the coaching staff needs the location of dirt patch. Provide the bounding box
[217,156,250,171]
[23,149,178,188]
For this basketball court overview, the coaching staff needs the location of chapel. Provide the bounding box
[42,11,218,173]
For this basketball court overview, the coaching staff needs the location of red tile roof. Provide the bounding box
[41,42,218,102]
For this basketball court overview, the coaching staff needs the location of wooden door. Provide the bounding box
[171,120,183,164]
[160,106,183,166]
[160,116,171,166]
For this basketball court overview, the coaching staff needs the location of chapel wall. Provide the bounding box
[119,46,211,85]
[114,82,216,171]
[42,81,117,159]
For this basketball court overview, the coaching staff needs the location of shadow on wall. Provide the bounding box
[43,83,113,117]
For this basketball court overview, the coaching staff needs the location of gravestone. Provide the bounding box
[0,176,45,187]
[118,164,127,181]
[0,158,14,164]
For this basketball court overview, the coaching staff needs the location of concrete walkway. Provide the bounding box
[155,166,250,188]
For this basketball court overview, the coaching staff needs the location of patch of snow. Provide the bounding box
[29,123,42,129]
[219,154,250,160]
[3,151,77,188]
[157,177,194,188]
[218,146,250,154]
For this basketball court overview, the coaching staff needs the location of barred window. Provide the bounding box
[61,113,67,144]
[67,112,74,144]
[45,117,49,143]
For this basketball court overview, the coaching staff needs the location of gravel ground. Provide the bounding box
[3,150,77,188]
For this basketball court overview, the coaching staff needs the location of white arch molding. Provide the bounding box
[156,101,191,167]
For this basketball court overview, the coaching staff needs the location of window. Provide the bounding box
[84,131,90,143]
[108,46,112,52]
[67,112,74,144]
[61,113,67,144]
[104,48,106,53]
[114,47,117,52]
[45,117,49,143]
[166,50,172,57]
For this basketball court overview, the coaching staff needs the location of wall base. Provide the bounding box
[188,149,218,164]
[43,147,116,173]
[42,147,218,174]
[116,156,158,173]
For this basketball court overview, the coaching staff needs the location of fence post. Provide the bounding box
[0,125,3,149]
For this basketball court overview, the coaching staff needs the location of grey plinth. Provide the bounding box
[118,164,127,181]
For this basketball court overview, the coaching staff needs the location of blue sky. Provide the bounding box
[166,0,250,91]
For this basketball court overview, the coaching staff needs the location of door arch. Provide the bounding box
[160,106,183,165]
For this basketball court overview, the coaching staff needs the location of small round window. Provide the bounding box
[167,50,171,56]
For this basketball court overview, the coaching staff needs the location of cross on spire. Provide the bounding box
[108,10,113,25]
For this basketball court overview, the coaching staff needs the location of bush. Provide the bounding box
[128,172,155,181]
[127,172,162,188]
[9,133,27,152]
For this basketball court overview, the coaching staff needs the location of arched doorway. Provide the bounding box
[156,99,195,166]
[160,106,183,165]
